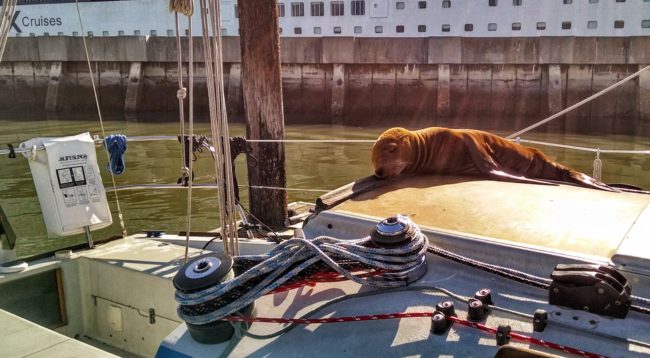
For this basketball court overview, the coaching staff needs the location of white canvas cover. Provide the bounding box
[20,133,112,237]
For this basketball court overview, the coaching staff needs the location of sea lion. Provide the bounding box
[371,127,615,191]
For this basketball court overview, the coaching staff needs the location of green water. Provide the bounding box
[1,114,649,257]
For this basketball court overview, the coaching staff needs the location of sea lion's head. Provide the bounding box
[371,127,413,178]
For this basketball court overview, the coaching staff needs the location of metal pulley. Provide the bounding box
[371,214,417,246]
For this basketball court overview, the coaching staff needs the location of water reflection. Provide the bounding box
[1,115,649,257]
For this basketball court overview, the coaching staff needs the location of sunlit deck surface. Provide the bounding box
[332,175,650,258]
[0,309,116,358]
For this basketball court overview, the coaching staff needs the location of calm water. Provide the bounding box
[1,114,649,257]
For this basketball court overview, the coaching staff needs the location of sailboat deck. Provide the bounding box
[332,175,650,259]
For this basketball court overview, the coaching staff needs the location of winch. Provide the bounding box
[173,253,254,344]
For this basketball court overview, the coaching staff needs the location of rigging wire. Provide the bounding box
[74,0,127,237]
[4,136,649,157]
[507,65,650,139]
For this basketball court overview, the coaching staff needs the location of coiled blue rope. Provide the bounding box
[104,134,128,175]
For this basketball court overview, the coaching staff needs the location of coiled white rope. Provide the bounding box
[176,230,429,325]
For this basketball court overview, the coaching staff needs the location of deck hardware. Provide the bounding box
[496,324,511,345]
[149,308,155,324]
[371,215,416,246]
[467,298,487,321]
[474,288,493,305]
[7,144,15,158]
[144,230,165,238]
[430,311,452,334]
[532,309,548,332]
[549,264,631,318]
[435,300,456,317]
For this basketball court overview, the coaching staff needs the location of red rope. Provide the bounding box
[225,312,608,358]
[268,270,385,294]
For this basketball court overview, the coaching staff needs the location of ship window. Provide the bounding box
[419,1,427,9]
[185,29,190,35]
[150,30,157,36]
[442,24,451,32]
[133,30,140,36]
[642,20,650,28]
[396,25,405,33]
[167,29,174,36]
[464,24,474,31]
[311,2,324,16]
[589,0,598,3]
[561,21,571,29]
[279,27,283,34]
[563,0,572,4]
[488,23,497,31]
[278,3,285,17]
[351,0,365,15]
[331,1,345,15]
[44,32,49,36]
[291,2,304,16]
[418,25,427,32]
[616,0,625,2]
[354,26,363,33]
[489,0,497,6]
[614,20,624,28]
[587,21,597,29]
[334,26,342,34]
[513,0,522,5]
[234,5,238,18]
[294,27,302,34]
[512,22,521,30]
[314,27,322,34]
[396,1,405,9]
[442,0,451,8]
[58,32,64,36]
[222,28,228,35]
[536,22,546,30]
[88,31,94,37]
[375,25,383,33]
[102,31,109,36]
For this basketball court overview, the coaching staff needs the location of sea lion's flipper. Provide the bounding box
[568,170,619,192]
[461,134,501,175]
[488,170,557,186]
[462,133,557,186]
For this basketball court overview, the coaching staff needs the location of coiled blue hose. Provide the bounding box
[104,134,128,175]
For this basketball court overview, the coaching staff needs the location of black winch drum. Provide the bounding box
[173,252,255,344]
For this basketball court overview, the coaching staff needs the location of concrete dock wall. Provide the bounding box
[1,36,650,134]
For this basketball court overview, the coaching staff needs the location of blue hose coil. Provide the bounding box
[104,134,128,175]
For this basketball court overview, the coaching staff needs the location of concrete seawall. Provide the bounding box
[1,36,649,134]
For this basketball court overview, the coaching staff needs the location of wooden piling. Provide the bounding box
[237,0,287,229]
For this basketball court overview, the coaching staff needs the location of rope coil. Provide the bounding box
[169,0,194,16]
[175,227,429,325]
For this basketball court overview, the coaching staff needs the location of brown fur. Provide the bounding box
[371,127,614,191]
